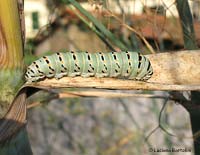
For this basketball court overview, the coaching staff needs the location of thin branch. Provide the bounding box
[158,99,176,137]
[27,90,191,109]
[145,97,176,141]
[59,91,170,99]
[118,99,153,149]
[27,91,169,109]
[104,10,156,54]
[145,97,198,142]
[145,126,160,141]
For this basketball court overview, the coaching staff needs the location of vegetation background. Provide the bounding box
[0,0,200,155]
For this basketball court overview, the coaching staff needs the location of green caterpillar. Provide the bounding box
[25,51,153,83]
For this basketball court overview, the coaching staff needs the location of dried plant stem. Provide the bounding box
[105,10,156,54]
[58,91,168,98]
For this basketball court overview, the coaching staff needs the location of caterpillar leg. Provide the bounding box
[55,73,67,79]
[68,72,81,77]
[110,72,121,78]
[95,73,109,78]
[81,73,93,78]
[26,75,45,83]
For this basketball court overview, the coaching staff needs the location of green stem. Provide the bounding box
[176,0,198,49]
[176,0,199,154]
[63,0,128,50]
[0,0,32,154]
[68,6,115,51]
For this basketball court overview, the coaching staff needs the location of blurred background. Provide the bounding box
[24,0,199,154]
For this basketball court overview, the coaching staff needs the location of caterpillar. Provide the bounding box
[25,51,153,83]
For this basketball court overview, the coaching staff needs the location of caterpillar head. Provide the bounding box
[25,62,45,83]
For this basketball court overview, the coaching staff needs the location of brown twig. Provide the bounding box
[104,10,156,54]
